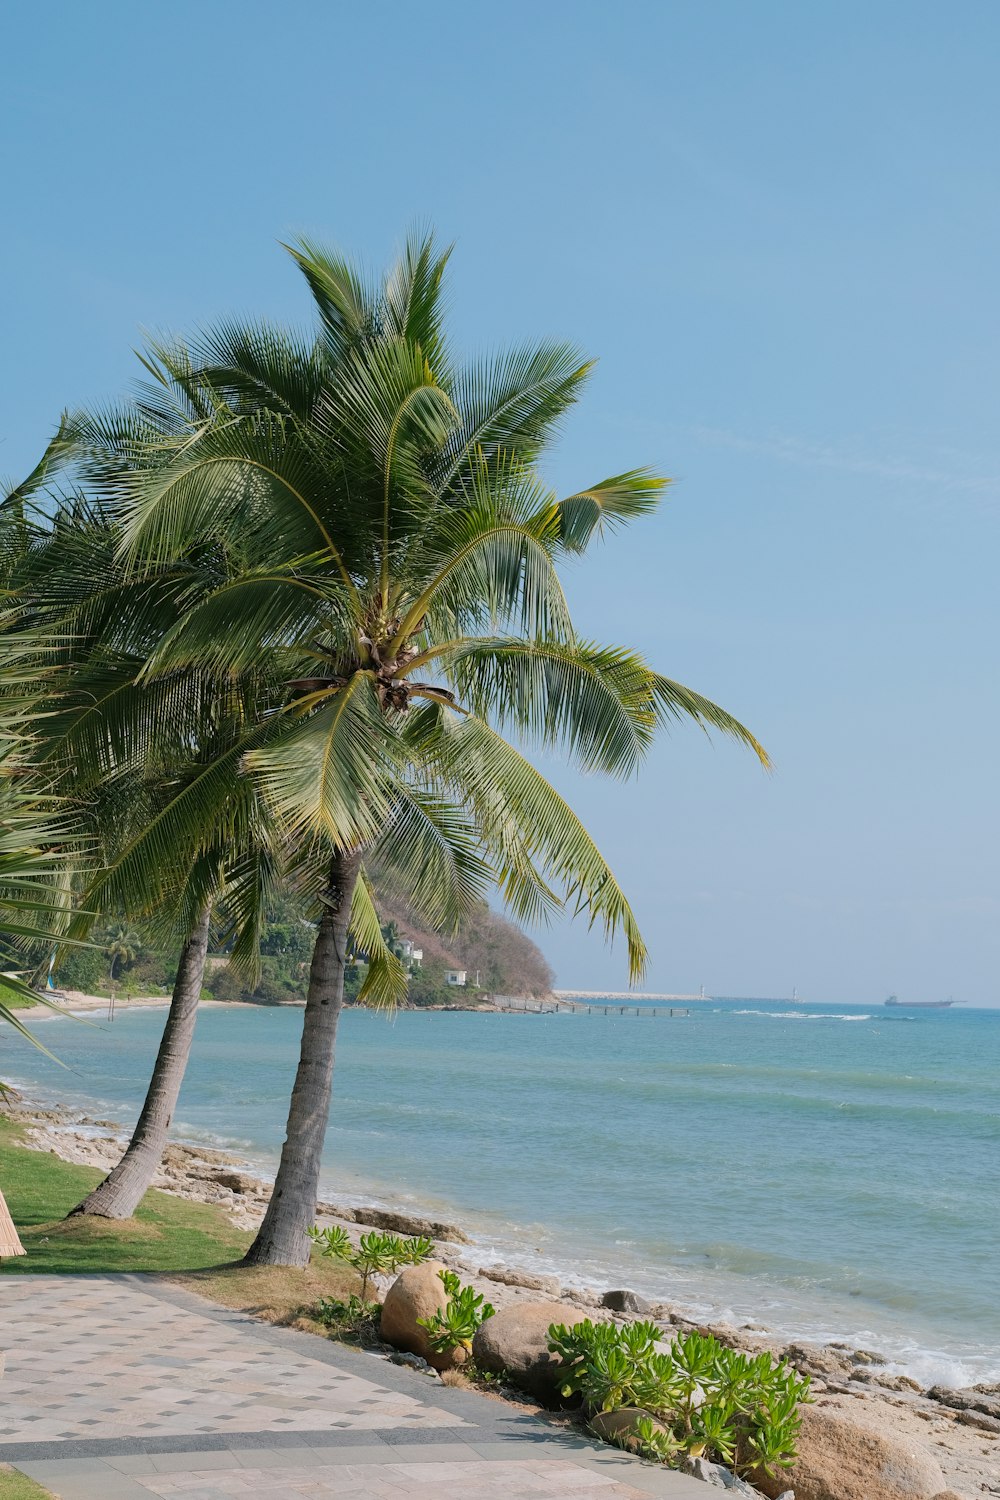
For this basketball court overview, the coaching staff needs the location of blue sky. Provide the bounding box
[4,2,999,1003]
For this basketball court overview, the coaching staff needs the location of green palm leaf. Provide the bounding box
[554,468,668,553]
[371,789,492,932]
[443,637,658,775]
[246,674,400,844]
[651,675,771,768]
[413,705,648,979]
[349,869,408,1010]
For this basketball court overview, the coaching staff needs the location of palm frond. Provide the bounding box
[554,469,667,553]
[183,320,325,421]
[651,675,771,768]
[394,454,571,645]
[284,238,378,359]
[436,344,593,494]
[246,673,399,845]
[143,561,351,679]
[444,637,658,776]
[383,230,453,372]
[413,705,647,979]
[371,789,491,933]
[349,868,408,1010]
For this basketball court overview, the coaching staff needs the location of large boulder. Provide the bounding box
[756,1403,947,1500]
[379,1261,453,1367]
[590,1407,669,1451]
[471,1300,574,1401]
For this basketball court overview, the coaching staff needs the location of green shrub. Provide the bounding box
[547,1320,810,1478]
[416,1269,495,1355]
[314,1293,381,1339]
[308,1226,433,1301]
[205,965,244,1003]
[52,947,107,992]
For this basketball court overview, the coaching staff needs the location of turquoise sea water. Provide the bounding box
[4,1001,998,1383]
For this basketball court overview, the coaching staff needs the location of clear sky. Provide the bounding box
[4,2,999,1003]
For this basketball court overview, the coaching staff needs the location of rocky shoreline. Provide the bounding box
[2,1087,996,1498]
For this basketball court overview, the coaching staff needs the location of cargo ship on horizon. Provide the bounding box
[884,995,956,1009]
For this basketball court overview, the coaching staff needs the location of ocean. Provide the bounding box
[4,1000,998,1385]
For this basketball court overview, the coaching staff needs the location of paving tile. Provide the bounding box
[0,1274,461,1445]
[2,1274,712,1500]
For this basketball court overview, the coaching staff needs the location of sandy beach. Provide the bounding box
[1,1079,996,1498]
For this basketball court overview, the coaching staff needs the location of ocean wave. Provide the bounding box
[734,1010,873,1021]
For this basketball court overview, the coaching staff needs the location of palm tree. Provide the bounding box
[0,443,89,1050]
[104,923,140,982]
[6,493,285,1220]
[74,231,768,1265]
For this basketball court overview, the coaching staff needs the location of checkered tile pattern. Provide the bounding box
[0,1276,461,1442]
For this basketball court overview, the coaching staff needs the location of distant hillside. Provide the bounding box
[381,896,554,1000]
[50,883,555,1008]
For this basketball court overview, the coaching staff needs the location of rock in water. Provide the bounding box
[471,1301,573,1401]
[755,1404,947,1500]
[379,1262,451,1366]
[600,1288,653,1315]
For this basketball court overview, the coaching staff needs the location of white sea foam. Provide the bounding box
[734,1009,873,1021]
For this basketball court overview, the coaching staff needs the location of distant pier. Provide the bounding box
[552,990,706,1002]
[496,993,695,1018]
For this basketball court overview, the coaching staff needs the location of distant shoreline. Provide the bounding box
[23,989,561,1021]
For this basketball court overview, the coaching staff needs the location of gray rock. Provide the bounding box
[212,1170,262,1194]
[953,1408,1000,1433]
[589,1407,668,1450]
[601,1288,653,1315]
[926,1384,1000,1419]
[323,1203,469,1244]
[388,1350,439,1378]
[684,1456,765,1494]
[479,1265,561,1296]
[390,1350,429,1368]
[781,1343,854,1379]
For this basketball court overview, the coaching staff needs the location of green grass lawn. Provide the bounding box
[0,1115,357,1326]
[0,1467,55,1500]
[1,993,37,1010]
[0,1115,250,1273]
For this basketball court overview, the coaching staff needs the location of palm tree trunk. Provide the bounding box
[69,904,212,1220]
[242,852,360,1267]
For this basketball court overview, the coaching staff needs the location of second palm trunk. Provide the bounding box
[69,904,212,1219]
[242,852,361,1267]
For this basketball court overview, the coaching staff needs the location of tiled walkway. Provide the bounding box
[0,1275,707,1499]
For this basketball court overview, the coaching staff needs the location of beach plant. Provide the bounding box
[308,1225,432,1300]
[314,1293,382,1338]
[547,1319,810,1478]
[416,1269,495,1355]
[65,229,768,1267]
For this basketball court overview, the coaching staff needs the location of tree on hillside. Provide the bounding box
[71,230,768,1265]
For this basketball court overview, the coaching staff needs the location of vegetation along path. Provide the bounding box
[0,1275,707,1499]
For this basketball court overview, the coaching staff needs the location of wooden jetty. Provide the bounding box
[496,995,692,1018]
